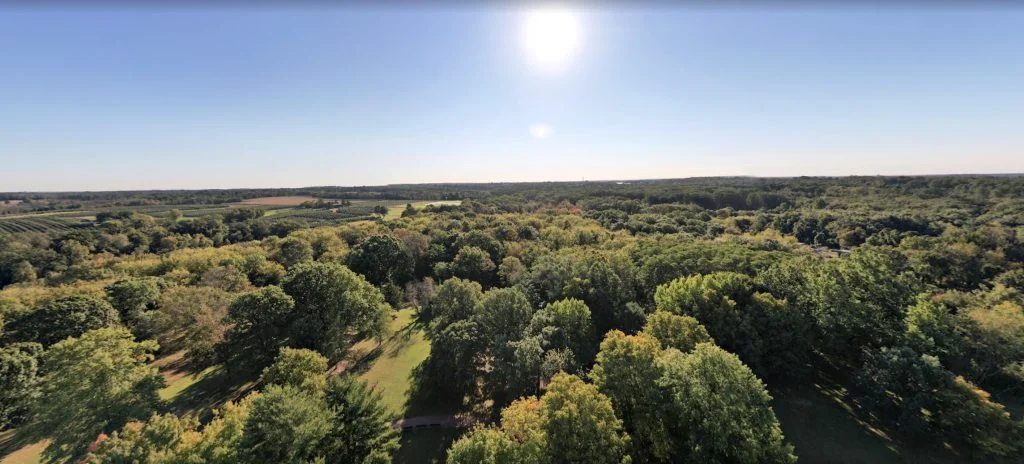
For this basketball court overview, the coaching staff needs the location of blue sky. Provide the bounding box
[1,6,1023,191]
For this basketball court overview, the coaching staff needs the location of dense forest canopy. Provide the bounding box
[1,175,1023,463]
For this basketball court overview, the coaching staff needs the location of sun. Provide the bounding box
[522,7,581,72]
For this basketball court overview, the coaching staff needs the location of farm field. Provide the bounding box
[0,197,453,236]
[0,216,87,234]
[236,196,317,206]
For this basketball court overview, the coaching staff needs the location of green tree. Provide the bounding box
[450,246,496,285]
[237,376,398,464]
[641,311,712,353]
[446,373,629,464]
[498,256,527,286]
[476,287,533,349]
[274,237,314,269]
[806,247,918,357]
[540,373,631,464]
[447,428,527,464]
[427,277,483,332]
[282,262,390,359]
[422,319,484,400]
[320,375,400,464]
[105,277,162,324]
[658,343,796,464]
[9,260,36,283]
[905,295,964,364]
[260,348,329,393]
[218,285,297,371]
[477,287,534,399]
[961,299,1024,385]
[0,342,41,429]
[240,253,286,287]
[88,396,255,464]
[400,203,419,218]
[10,294,120,346]
[526,298,597,367]
[240,384,333,464]
[523,250,642,335]
[21,328,165,463]
[655,272,812,379]
[58,239,91,267]
[855,346,1022,457]
[147,286,232,368]
[85,413,198,464]
[590,331,669,462]
[198,265,251,292]
[455,230,505,263]
[506,336,546,397]
[346,234,413,287]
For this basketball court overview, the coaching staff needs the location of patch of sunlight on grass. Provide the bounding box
[159,365,217,402]
[356,308,431,415]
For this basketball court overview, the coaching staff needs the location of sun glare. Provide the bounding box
[522,7,581,72]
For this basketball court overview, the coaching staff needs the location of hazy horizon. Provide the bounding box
[2,6,1023,191]
[5,172,1024,195]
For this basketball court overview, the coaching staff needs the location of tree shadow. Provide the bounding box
[771,354,979,464]
[395,427,464,464]
[168,365,258,422]
[0,429,39,458]
[386,322,419,355]
[402,361,484,420]
[344,345,385,376]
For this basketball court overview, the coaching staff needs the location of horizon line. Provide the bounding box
[3,171,1023,196]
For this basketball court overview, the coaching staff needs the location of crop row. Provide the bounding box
[0,216,84,235]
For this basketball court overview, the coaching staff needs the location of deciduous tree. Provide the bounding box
[9,294,119,346]
[282,262,390,359]
[21,328,165,463]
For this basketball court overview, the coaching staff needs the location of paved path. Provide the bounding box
[391,415,456,429]
[391,414,482,430]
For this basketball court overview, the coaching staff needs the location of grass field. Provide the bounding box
[384,200,462,220]
[346,308,433,415]
[153,350,236,417]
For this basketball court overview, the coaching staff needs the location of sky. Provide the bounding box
[1,5,1023,191]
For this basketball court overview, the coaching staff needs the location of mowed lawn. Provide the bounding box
[348,307,432,415]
